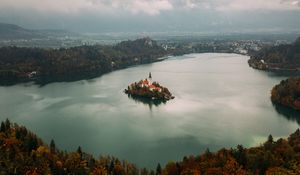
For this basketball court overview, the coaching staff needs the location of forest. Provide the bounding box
[0,37,167,85]
[1,119,300,175]
[271,77,300,110]
[248,37,300,71]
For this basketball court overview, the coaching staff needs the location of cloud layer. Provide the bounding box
[1,0,300,16]
[181,0,300,11]
[0,0,173,15]
[1,0,300,33]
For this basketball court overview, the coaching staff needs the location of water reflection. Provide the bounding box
[127,94,166,109]
[267,70,300,78]
[273,103,300,125]
[1,53,299,169]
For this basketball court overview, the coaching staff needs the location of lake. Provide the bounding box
[0,53,299,169]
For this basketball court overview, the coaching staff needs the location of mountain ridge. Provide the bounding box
[0,23,80,40]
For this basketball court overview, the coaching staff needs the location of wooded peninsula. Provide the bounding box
[271,77,300,110]
[0,38,168,85]
[248,37,300,71]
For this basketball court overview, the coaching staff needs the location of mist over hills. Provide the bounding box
[0,23,38,39]
[0,23,80,40]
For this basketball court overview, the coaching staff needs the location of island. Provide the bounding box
[125,72,174,101]
[248,36,300,72]
[271,77,300,110]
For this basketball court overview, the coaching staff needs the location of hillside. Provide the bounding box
[0,38,167,85]
[0,23,79,40]
[248,37,300,71]
[271,77,300,110]
[0,23,40,40]
[1,119,300,174]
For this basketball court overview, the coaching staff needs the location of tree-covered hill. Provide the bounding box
[1,119,300,174]
[248,37,300,71]
[0,23,80,40]
[0,23,39,40]
[271,77,300,110]
[0,38,168,85]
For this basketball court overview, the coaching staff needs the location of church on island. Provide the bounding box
[139,73,162,92]
[125,72,174,101]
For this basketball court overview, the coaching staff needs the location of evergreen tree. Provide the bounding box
[77,146,82,159]
[0,121,5,132]
[141,168,149,175]
[50,139,56,154]
[268,134,274,143]
[156,163,161,175]
[5,119,10,130]
[109,160,115,173]
[204,148,212,158]
[27,135,38,152]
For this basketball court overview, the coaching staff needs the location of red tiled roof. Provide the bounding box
[143,79,149,85]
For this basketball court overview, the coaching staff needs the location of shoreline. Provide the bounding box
[0,52,245,86]
[0,56,170,86]
[248,58,300,73]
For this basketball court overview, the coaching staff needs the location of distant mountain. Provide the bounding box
[0,23,39,39]
[36,29,81,38]
[248,37,300,71]
[0,23,80,40]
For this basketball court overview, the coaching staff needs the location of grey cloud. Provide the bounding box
[1,0,300,14]
[0,0,174,16]
[280,0,300,6]
[0,0,300,33]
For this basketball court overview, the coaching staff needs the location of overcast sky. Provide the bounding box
[0,0,300,33]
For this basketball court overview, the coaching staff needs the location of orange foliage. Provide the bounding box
[1,119,300,175]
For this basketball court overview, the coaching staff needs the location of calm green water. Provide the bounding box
[0,53,299,168]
